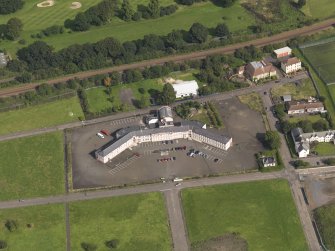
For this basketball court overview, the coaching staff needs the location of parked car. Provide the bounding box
[175,183,181,187]
[214,158,219,163]
[100,130,110,136]
[96,132,105,139]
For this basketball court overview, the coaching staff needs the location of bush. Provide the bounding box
[81,242,97,251]
[105,239,119,249]
[322,158,335,166]
[5,219,17,232]
[292,160,309,168]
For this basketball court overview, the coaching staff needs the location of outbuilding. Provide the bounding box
[0,53,7,67]
[172,80,199,99]
[274,47,292,58]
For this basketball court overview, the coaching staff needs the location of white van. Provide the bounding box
[97,132,105,139]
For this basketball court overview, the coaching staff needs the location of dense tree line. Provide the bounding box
[11,22,230,78]
[32,25,64,39]
[65,0,117,31]
[0,0,24,14]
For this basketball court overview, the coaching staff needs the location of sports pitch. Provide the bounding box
[301,40,335,85]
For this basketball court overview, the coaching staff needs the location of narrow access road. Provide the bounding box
[260,93,322,251]
[0,72,308,143]
[164,190,189,251]
[0,172,283,209]
[0,18,334,97]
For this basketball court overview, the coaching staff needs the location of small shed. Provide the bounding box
[0,53,7,67]
[274,47,292,58]
[283,95,292,102]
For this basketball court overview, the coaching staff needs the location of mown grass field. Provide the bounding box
[301,0,335,19]
[0,96,83,135]
[182,179,308,251]
[0,204,66,251]
[1,1,256,55]
[313,142,335,156]
[301,41,335,84]
[271,79,316,100]
[0,132,64,200]
[314,203,335,250]
[70,193,171,251]
[288,114,325,124]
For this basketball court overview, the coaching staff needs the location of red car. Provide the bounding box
[100,130,110,136]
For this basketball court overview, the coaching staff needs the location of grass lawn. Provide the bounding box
[312,142,335,156]
[190,109,211,126]
[86,79,164,113]
[70,193,171,251]
[1,1,255,55]
[271,79,316,100]
[0,96,83,135]
[182,179,307,251]
[288,114,325,124]
[301,0,335,19]
[314,203,335,250]
[0,132,65,200]
[0,204,66,251]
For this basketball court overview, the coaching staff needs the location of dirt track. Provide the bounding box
[1,18,335,97]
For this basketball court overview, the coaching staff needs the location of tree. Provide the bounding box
[220,0,237,7]
[120,0,134,21]
[214,23,230,37]
[273,104,286,120]
[5,17,23,40]
[159,83,176,105]
[312,119,329,131]
[296,0,306,8]
[280,120,294,134]
[0,0,24,14]
[138,87,145,94]
[293,160,309,168]
[264,131,281,150]
[165,30,186,50]
[147,0,160,18]
[298,120,313,133]
[189,23,208,43]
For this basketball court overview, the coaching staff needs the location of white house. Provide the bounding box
[245,61,276,81]
[291,127,335,158]
[281,57,301,74]
[172,80,199,98]
[274,46,292,58]
[261,156,276,167]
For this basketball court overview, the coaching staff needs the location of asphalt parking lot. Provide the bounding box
[71,97,266,189]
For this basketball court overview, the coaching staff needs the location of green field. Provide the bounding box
[70,193,172,251]
[271,79,316,100]
[314,203,335,250]
[0,1,255,55]
[312,142,335,156]
[182,179,307,251]
[0,132,64,200]
[301,0,335,19]
[301,41,335,84]
[86,78,166,113]
[0,96,83,135]
[0,204,66,251]
[288,114,325,124]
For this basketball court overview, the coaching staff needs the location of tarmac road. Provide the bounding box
[0,18,334,97]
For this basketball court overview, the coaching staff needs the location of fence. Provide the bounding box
[299,36,335,49]
[0,91,77,113]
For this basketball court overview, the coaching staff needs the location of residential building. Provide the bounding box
[172,80,199,99]
[261,156,276,167]
[281,57,302,74]
[286,100,324,115]
[291,127,335,158]
[245,61,276,81]
[274,46,292,58]
[0,53,7,67]
[158,106,174,126]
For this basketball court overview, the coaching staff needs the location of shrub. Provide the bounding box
[5,219,17,232]
[105,239,119,249]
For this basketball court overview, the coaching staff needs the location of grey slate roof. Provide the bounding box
[96,123,231,157]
